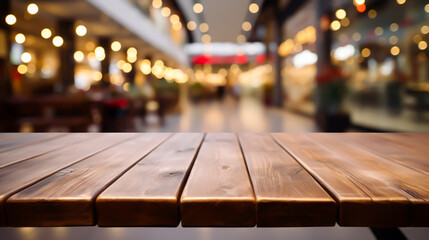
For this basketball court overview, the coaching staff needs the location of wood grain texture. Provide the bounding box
[0,133,65,153]
[0,133,135,227]
[321,133,429,227]
[0,133,26,142]
[6,133,169,227]
[273,133,429,227]
[238,133,336,227]
[96,133,204,227]
[337,133,429,174]
[180,133,256,227]
[0,134,88,168]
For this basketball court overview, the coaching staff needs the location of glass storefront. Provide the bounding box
[331,0,429,131]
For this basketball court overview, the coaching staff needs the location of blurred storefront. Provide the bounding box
[271,0,429,131]
[0,0,192,132]
[330,0,429,131]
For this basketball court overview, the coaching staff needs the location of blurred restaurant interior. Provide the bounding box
[0,0,429,133]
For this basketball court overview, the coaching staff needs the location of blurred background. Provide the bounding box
[0,0,428,133]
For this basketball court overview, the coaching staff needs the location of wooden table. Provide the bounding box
[0,133,428,228]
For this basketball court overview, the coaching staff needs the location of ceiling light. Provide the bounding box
[5,14,16,25]
[193,3,203,14]
[249,3,259,13]
[27,3,39,15]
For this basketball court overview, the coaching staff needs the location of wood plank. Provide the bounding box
[0,133,65,153]
[315,133,429,227]
[272,133,411,227]
[0,133,25,142]
[0,134,90,168]
[96,133,204,227]
[180,133,256,227]
[0,133,135,227]
[336,133,429,174]
[238,133,336,227]
[6,133,170,227]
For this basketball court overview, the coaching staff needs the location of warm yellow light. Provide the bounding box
[152,0,162,9]
[74,51,85,62]
[374,27,383,36]
[199,23,209,32]
[421,25,429,35]
[389,36,398,45]
[5,14,16,25]
[86,42,95,51]
[123,82,130,92]
[390,46,400,56]
[15,33,26,44]
[111,41,121,52]
[117,60,126,69]
[140,59,152,75]
[27,3,39,15]
[41,28,52,39]
[127,55,137,63]
[193,3,203,14]
[27,64,36,74]
[242,21,252,31]
[361,48,371,57]
[52,36,64,47]
[95,46,105,61]
[75,25,87,37]
[330,20,341,31]
[341,18,350,27]
[17,64,28,74]
[161,7,171,17]
[202,34,211,43]
[172,22,182,31]
[187,21,197,31]
[123,63,132,73]
[335,9,346,19]
[94,71,102,81]
[368,9,377,18]
[396,0,406,5]
[237,34,246,43]
[278,39,294,57]
[21,52,32,63]
[390,23,399,32]
[418,41,428,50]
[249,3,259,13]
[413,35,422,44]
[354,0,365,5]
[425,4,429,13]
[154,60,164,67]
[127,47,137,57]
[170,14,180,24]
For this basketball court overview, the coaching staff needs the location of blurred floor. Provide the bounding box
[138,96,318,132]
[1,225,429,240]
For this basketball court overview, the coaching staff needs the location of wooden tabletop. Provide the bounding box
[0,133,428,227]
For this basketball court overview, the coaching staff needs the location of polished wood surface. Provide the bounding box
[239,133,336,227]
[0,133,428,227]
[0,134,82,168]
[0,133,64,154]
[0,133,134,226]
[180,133,256,227]
[272,133,429,227]
[6,133,168,226]
[97,133,204,227]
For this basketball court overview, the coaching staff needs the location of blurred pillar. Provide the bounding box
[272,16,284,108]
[315,0,332,74]
[127,62,136,85]
[57,20,75,93]
[0,0,12,97]
[99,38,111,87]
